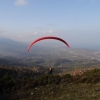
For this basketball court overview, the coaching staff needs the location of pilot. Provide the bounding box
[49,68,53,74]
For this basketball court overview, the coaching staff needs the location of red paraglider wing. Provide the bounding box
[28,36,70,52]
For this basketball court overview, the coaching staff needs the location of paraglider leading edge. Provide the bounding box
[28,36,70,52]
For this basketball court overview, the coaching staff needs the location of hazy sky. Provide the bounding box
[0,0,100,47]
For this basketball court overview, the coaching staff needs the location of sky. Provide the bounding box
[0,0,100,48]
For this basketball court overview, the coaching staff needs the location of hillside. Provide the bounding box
[0,66,100,100]
[1,38,100,99]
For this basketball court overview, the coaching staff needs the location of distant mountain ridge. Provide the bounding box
[0,37,28,49]
[0,37,27,47]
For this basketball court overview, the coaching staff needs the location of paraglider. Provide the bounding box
[28,36,70,52]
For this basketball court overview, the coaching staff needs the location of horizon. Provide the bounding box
[0,37,100,51]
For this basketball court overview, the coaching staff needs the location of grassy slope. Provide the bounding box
[1,66,100,100]
[11,83,100,100]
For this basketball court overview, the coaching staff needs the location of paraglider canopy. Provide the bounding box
[28,36,70,52]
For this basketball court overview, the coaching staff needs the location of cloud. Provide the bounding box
[1,29,70,42]
[24,30,56,37]
[13,30,57,42]
[14,31,40,42]
[43,30,55,34]
[24,32,40,37]
[15,0,28,6]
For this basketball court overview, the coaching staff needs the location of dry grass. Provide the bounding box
[11,83,100,100]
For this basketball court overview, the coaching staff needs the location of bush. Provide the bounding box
[61,74,72,83]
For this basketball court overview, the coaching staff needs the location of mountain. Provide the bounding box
[0,38,27,50]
